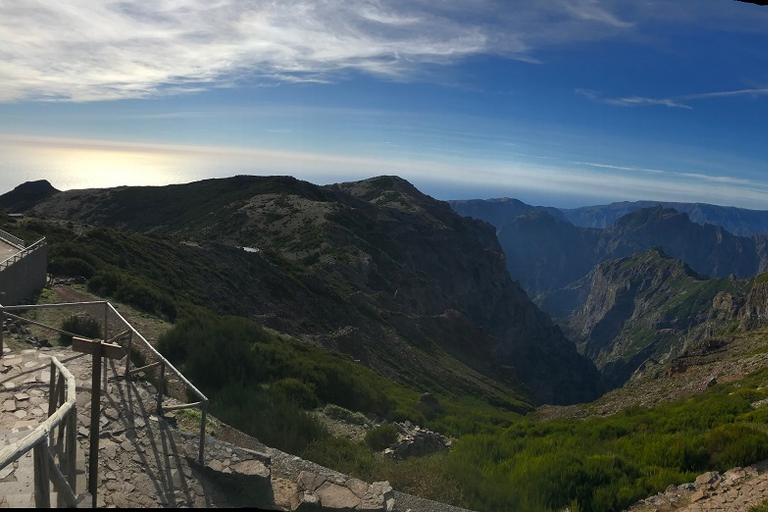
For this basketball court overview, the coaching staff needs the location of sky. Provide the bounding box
[1,0,768,209]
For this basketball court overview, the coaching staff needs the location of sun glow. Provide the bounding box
[0,137,191,190]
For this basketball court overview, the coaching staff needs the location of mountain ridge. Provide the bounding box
[449,197,768,237]
[5,175,601,405]
[467,206,768,297]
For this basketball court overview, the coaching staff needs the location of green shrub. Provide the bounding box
[300,436,376,480]
[323,404,370,426]
[706,424,768,468]
[49,257,96,278]
[59,315,102,346]
[214,383,328,454]
[365,423,399,451]
[272,378,318,408]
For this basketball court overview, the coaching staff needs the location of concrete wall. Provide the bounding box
[0,242,47,306]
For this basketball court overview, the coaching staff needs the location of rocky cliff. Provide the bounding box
[11,175,601,405]
[466,206,768,297]
[546,249,749,387]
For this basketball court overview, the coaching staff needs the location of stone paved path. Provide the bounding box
[1,345,275,509]
[676,468,768,512]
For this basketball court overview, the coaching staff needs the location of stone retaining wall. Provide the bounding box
[0,242,47,306]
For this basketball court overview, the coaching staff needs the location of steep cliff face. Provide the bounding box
[333,177,601,404]
[495,211,600,295]
[740,275,768,330]
[469,206,768,297]
[555,249,748,387]
[17,175,600,405]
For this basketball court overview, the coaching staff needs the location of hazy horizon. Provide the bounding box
[6,171,768,213]
[3,2,768,209]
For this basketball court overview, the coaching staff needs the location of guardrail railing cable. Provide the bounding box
[109,302,209,464]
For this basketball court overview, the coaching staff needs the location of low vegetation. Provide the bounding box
[156,314,768,512]
[58,314,102,346]
[448,371,768,512]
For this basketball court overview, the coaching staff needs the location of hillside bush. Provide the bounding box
[323,404,370,426]
[89,269,177,321]
[59,315,101,346]
[214,383,327,454]
[272,378,318,408]
[365,423,399,451]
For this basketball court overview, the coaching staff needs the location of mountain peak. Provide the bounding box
[0,179,59,212]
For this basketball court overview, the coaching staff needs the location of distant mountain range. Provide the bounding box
[562,201,768,237]
[450,198,768,237]
[449,197,768,387]
[449,199,768,297]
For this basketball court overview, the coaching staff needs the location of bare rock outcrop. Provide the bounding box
[384,421,451,459]
[292,471,394,511]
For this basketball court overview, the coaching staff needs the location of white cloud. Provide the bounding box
[680,88,768,101]
[0,0,644,102]
[572,162,667,174]
[573,160,760,187]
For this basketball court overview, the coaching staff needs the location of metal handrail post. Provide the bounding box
[125,330,133,378]
[199,399,208,465]
[103,303,109,393]
[156,362,165,413]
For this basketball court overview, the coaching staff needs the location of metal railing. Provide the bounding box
[109,302,210,464]
[0,301,209,465]
[0,229,25,249]
[0,357,78,507]
[0,237,46,271]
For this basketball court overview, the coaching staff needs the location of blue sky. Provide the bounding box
[1,1,768,208]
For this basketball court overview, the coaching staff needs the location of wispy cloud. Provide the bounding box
[572,161,667,174]
[680,88,768,100]
[575,88,692,109]
[573,160,759,187]
[577,86,768,110]
[0,1,642,102]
